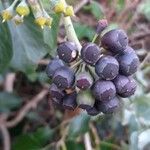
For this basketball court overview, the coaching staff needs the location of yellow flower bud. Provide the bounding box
[54,1,65,13]
[13,15,23,25]
[43,10,53,27]
[35,17,46,29]
[16,1,30,17]
[1,7,14,22]
[45,17,53,27]
[64,6,74,17]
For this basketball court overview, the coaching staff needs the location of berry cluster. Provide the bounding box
[46,21,139,116]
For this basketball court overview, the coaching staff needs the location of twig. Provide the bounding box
[4,73,16,93]
[5,89,48,128]
[140,52,150,69]
[38,59,50,65]
[90,123,100,149]
[84,132,93,150]
[0,125,11,150]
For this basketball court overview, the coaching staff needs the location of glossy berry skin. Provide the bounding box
[57,41,78,63]
[95,55,119,80]
[49,84,65,104]
[86,104,100,116]
[113,75,137,98]
[101,29,128,54]
[123,46,136,54]
[81,43,101,65]
[46,58,64,78]
[92,80,116,101]
[117,52,139,76]
[53,66,75,89]
[96,97,120,114]
[63,91,77,110]
[76,72,93,90]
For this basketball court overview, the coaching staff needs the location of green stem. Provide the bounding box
[11,0,19,7]
[62,0,82,52]
[100,141,121,150]
[92,33,98,43]
[70,59,83,69]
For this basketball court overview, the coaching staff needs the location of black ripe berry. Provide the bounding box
[113,75,137,98]
[81,43,101,65]
[57,41,78,63]
[86,105,99,116]
[46,57,64,78]
[63,91,77,110]
[49,83,65,104]
[96,97,120,114]
[53,66,75,89]
[92,80,116,101]
[123,46,136,54]
[76,72,93,90]
[101,29,128,54]
[117,51,139,76]
[95,55,119,80]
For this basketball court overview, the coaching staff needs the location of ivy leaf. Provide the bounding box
[74,23,95,41]
[43,14,61,57]
[0,92,22,113]
[68,113,90,139]
[84,1,103,20]
[138,0,150,21]
[0,21,12,73]
[8,15,50,74]
[12,126,54,150]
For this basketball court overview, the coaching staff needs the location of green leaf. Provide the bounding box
[84,1,103,20]
[12,126,54,150]
[66,140,84,150]
[0,21,13,73]
[68,113,90,139]
[134,95,150,124]
[0,92,22,113]
[8,15,49,74]
[43,14,61,57]
[74,23,95,41]
[138,0,150,20]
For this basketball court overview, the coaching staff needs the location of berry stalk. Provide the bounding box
[62,0,82,52]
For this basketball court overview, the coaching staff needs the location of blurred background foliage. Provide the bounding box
[0,0,150,150]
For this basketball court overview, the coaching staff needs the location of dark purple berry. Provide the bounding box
[49,83,65,104]
[113,75,137,98]
[117,51,139,76]
[96,19,108,34]
[81,43,101,65]
[77,90,95,109]
[92,80,116,101]
[95,55,119,80]
[57,41,78,63]
[46,58,64,78]
[63,91,77,110]
[96,97,120,114]
[101,29,128,54]
[86,105,100,116]
[53,66,75,89]
[76,72,93,90]
[123,46,136,54]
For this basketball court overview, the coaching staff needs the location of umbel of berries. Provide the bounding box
[46,18,139,116]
